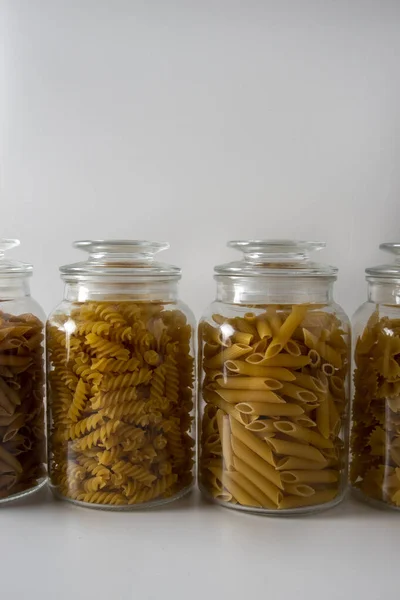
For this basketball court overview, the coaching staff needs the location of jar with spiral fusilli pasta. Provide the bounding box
[0,239,46,504]
[351,243,400,510]
[47,240,195,510]
[198,240,351,515]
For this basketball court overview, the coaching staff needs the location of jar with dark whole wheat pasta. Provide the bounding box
[199,240,350,515]
[47,240,195,510]
[351,243,400,510]
[0,239,46,504]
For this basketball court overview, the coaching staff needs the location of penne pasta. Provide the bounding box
[280,469,339,484]
[236,402,304,417]
[224,360,296,381]
[273,420,334,449]
[279,489,338,509]
[204,344,253,369]
[231,438,283,491]
[229,418,277,468]
[246,353,311,368]
[214,389,284,404]
[221,471,262,508]
[216,376,283,391]
[200,302,349,512]
[266,438,326,463]
[233,456,282,506]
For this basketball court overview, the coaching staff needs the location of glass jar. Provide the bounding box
[0,239,46,503]
[198,240,350,514]
[47,240,195,510]
[350,243,400,510]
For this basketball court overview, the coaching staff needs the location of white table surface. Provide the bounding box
[1,487,398,600]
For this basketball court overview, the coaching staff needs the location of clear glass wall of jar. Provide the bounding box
[198,240,350,514]
[47,240,195,510]
[351,243,400,510]
[0,240,46,503]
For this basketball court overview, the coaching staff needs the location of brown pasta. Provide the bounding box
[351,311,400,508]
[47,301,194,508]
[0,310,46,501]
[199,304,349,512]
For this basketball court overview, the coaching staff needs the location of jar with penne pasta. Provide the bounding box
[47,241,195,509]
[0,239,46,504]
[199,240,350,514]
[351,243,400,510]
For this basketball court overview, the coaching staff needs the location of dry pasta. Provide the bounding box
[47,301,194,507]
[0,310,46,500]
[200,304,349,511]
[351,311,400,508]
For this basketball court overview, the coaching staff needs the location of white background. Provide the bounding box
[1,0,400,318]
[1,2,400,599]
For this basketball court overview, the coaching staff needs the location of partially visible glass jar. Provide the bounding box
[198,240,350,514]
[47,240,195,510]
[351,243,400,510]
[0,239,46,503]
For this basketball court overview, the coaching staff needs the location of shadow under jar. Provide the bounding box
[198,240,351,515]
[0,239,46,504]
[47,240,195,510]
[351,243,400,510]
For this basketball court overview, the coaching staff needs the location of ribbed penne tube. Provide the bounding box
[308,349,321,367]
[214,389,284,404]
[236,401,304,417]
[245,420,276,435]
[272,420,334,449]
[246,354,311,368]
[212,490,233,502]
[293,415,318,428]
[284,340,302,357]
[322,363,335,377]
[232,332,253,345]
[255,318,272,340]
[231,437,282,489]
[280,382,317,403]
[216,410,234,471]
[204,344,253,369]
[229,418,277,469]
[266,438,326,463]
[265,305,309,359]
[283,483,315,497]
[206,392,253,426]
[275,456,328,471]
[294,373,327,393]
[224,360,295,381]
[265,307,282,337]
[232,456,281,506]
[227,470,275,508]
[216,376,283,391]
[221,472,262,508]
[278,489,337,510]
[303,329,342,369]
[280,469,339,484]
[316,393,331,439]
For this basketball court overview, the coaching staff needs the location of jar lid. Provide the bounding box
[60,240,181,282]
[365,243,400,280]
[0,239,33,276]
[214,240,337,278]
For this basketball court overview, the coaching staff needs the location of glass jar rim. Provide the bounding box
[214,239,338,278]
[365,243,400,280]
[0,239,33,276]
[59,239,181,282]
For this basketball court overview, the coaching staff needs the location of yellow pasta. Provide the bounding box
[48,301,194,508]
[200,304,349,511]
[351,312,400,508]
[0,310,46,501]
